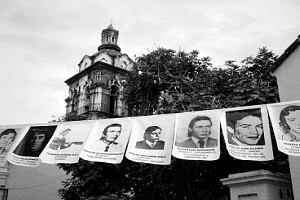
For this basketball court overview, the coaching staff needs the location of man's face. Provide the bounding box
[284,110,300,134]
[0,133,15,148]
[235,116,263,145]
[30,133,46,151]
[148,129,161,143]
[105,126,121,142]
[189,120,212,139]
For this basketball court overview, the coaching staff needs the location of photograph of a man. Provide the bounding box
[90,123,123,152]
[279,105,300,141]
[226,108,265,146]
[0,129,17,157]
[135,126,165,150]
[13,126,57,157]
[49,128,83,150]
[176,116,217,148]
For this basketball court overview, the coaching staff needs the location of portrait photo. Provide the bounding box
[226,108,265,146]
[278,105,300,142]
[0,129,18,157]
[125,114,175,165]
[88,123,123,152]
[267,101,300,157]
[83,118,133,155]
[175,115,218,149]
[135,125,165,150]
[13,125,57,157]
[49,128,78,150]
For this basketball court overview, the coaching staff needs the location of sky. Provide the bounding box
[0,0,299,125]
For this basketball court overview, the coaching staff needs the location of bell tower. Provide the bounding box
[65,24,134,120]
[98,24,121,52]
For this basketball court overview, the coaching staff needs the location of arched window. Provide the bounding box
[93,70,102,81]
[101,58,108,63]
[109,84,119,115]
[122,61,127,69]
[71,88,78,112]
[279,189,283,199]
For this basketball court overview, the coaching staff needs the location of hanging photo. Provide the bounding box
[40,120,96,164]
[220,105,273,161]
[0,125,27,166]
[8,124,58,167]
[80,118,133,164]
[125,114,176,165]
[267,100,300,156]
[172,110,221,160]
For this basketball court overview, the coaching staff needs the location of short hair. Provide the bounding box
[29,127,51,138]
[279,105,300,134]
[102,123,122,136]
[143,126,162,140]
[25,126,52,152]
[226,108,262,130]
[0,129,17,142]
[188,116,212,137]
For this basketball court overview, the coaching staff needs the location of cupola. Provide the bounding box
[98,24,121,52]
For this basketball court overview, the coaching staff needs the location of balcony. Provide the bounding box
[77,103,111,115]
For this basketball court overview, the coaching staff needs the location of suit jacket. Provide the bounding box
[135,140,165,150]
[176,137,217,148]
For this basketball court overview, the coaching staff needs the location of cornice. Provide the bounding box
[65,61,129,86]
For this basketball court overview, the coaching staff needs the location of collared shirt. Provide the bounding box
[191,136,208,148]
[0,148,8,156]
[145,140,157,148]
[282,131,300,142]
[88,139,123,152]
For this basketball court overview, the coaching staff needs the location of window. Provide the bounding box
[122,61,127,69]
[93,70,102,81]
[0,188,8,200]
[100,58,108,63]
[109,85,119,115]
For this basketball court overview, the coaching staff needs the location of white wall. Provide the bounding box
[273,45,300,200]
[5,163,69,200]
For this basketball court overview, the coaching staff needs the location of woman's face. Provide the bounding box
[0,132,15,148]
[285,110,300,134]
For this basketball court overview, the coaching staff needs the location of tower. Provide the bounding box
[64,24,134,120]
[98,24,121,52]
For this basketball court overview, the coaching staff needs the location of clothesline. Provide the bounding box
[0,100,299,167]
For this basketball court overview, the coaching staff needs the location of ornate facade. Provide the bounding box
[65,24,134,120]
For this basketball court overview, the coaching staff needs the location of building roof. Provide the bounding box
[65,61,129,86]
[93,48,122,58]
[270,34,300,73]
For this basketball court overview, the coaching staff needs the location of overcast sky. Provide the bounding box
[0,0,299,125]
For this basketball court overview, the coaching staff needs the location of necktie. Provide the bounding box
[104,146,109,152]
[149,142,156,148]
[198,139,205,148]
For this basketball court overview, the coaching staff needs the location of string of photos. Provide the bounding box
[1,100,299,167]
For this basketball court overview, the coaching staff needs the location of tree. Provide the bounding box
[58,47,288,200]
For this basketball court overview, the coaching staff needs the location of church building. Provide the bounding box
[65,24,134,120]
[0,24,134,200]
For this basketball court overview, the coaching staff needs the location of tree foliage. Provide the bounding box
[58,47,288,200]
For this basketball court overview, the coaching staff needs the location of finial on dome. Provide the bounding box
[108,19,113,29]
[98,22,121,52]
